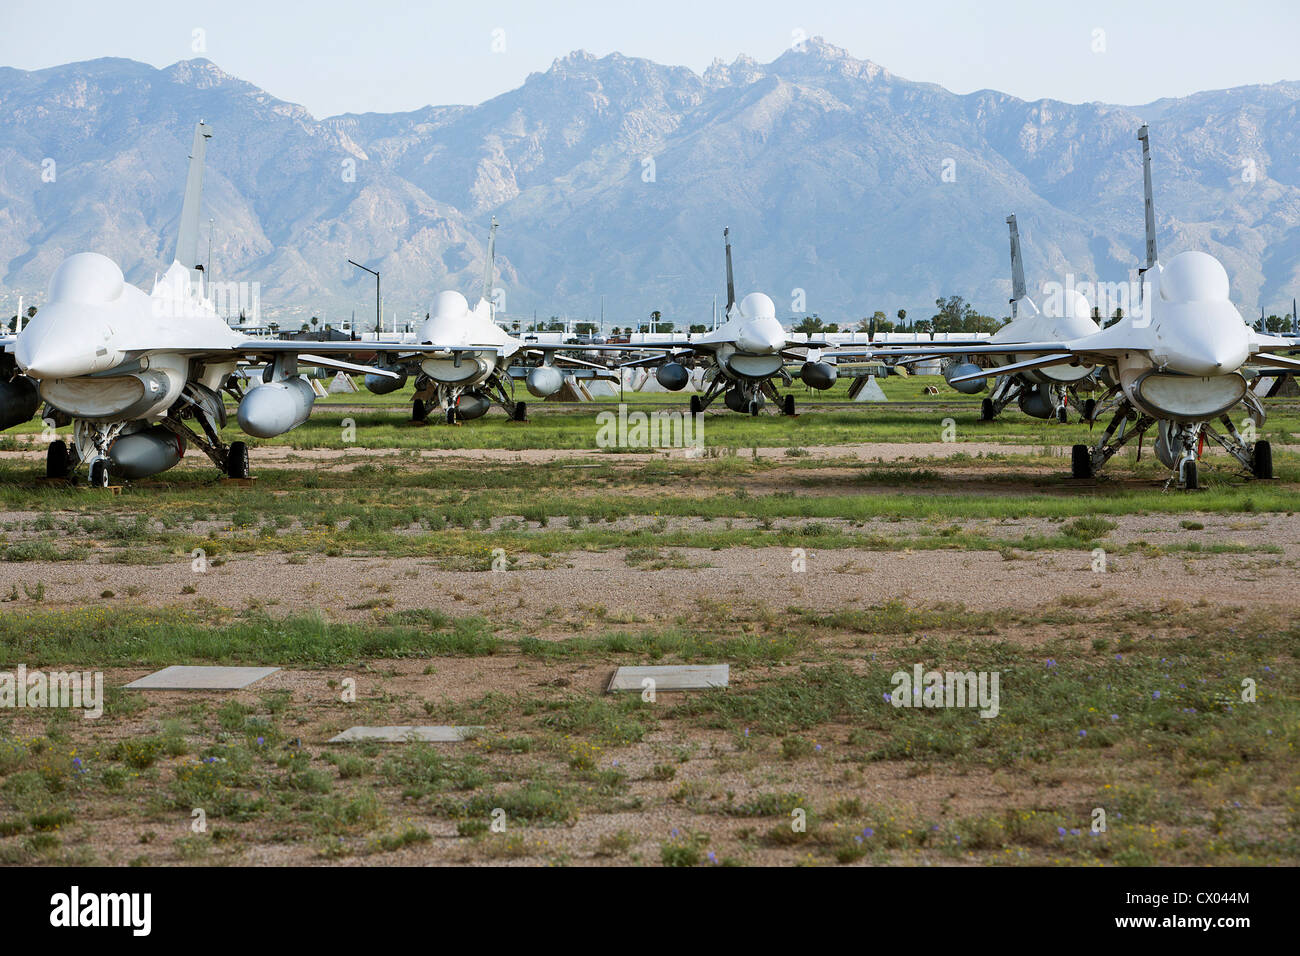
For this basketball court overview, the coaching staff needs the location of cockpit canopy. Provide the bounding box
[1159,251,1230,304]
[47,252,125,305]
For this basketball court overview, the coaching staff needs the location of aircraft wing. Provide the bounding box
[171,339,510,380]
[522,349,611,371]
[948,353,1078,385]
[1250,332,1300,353]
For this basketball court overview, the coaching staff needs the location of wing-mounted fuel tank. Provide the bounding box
[365,366,408,395]
[941,359,986,395]
[237,376,316,438]
[799,361,838,390]
[656,362,690,391]
[526,365,564,398]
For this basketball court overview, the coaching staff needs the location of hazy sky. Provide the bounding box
[0,0,1296,117]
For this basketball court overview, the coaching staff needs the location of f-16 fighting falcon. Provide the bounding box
[363,218,609,424]
[602,228,839,416]
[882,126,1300,489]
[5,121,432,487]
[952,215,1101,423]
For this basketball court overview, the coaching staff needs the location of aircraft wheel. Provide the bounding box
[226,441,250,479]
[411,399,427,422]
[749,400,761,417]
[1083,398,1096,422]
[1182,459,1199,490]
[689,395,702,417]
[89,458,110,489]
[446,406,457,425]
[1056,406,1068,424]
[1070,444,1093,479]
[512,401,527,422]
[46,441,70,480]
[1252,440,1273,480]
[980,398,995,422]
[782,394,796,416]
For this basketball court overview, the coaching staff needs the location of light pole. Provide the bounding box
[348,260,380,335]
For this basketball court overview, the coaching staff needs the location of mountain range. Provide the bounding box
[1,38,1298,327]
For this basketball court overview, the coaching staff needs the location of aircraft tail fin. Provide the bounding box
[174,121,213,286]
[480,217,498,313]
[724,227,736,317]
[1006,214,1027,318]
[1138,124,1158,273]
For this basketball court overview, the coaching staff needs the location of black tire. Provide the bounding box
[1056,405,1068,424]
[89,458,110,488]
[446,405,457,425]
[1071,444,1093,479]
[1182,460,1199,490]
[980,398,995,421]
[782,394,796,416]
[749,400,761,417]
[1252,440,1273,480]
[46,441,69,479]
[1083,398,1096,422]
[512,401,527,422]
[689,395,702,417]
[411,398,427,422]
[226,441,250,479]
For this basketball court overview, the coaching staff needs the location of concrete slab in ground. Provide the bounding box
[124,665,281,690]
[607,664,729,693]
[328,725,485,743]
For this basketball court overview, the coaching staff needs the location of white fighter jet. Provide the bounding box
[5,121,443,486]
[940,215,1101,422]
[603,228,838,416]
[886,126,1300,488]
[362,219,607,424]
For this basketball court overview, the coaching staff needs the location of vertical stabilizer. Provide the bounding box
[1138,125,1158,273]
[724,227,736,317]
[174,121,212,285]
[1006,215,1026,318]
[481,217,498,312]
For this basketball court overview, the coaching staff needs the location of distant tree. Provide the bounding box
[657,321,675,333]
[793,315,825,334]
[896,308,906,326]
[858,310,895,334]
[575,322,596,335]
[26,306,36,319]
[689,324,707,333]
[6,315,15,333]
[1265,314,1286,333]
[931,295,999,334]
[1105,307,1124,329]
[310,316,319,328]
[545,320,564,332]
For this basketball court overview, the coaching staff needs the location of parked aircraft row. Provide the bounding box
[1,121,1295,489]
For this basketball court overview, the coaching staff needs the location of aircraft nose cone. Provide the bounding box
[1166,326,1249,376]
[14,323,93,379]
[736,318,786,355]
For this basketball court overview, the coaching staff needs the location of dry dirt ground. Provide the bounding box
[0,445,1295,867]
